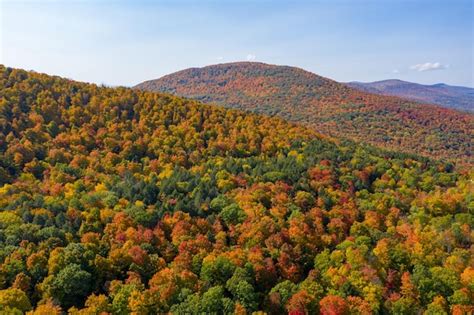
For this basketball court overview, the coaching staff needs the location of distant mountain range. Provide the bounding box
[346,79,473,112]
[135,62,473,163]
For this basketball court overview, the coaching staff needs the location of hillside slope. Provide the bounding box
[136,62,473,163]
[0,65,473,314]
[346,79,474,112]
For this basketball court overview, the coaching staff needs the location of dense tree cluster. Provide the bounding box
[136,62,473,164]
[0,66,473,314]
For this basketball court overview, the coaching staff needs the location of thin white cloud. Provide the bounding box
[392,69,399,74]
[410,62,447,72]
[216,56,224,61]
[246,54,256,61]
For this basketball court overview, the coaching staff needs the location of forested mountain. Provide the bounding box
[0,65,473,314]
[136,62,473,164]
[346,80,474,113]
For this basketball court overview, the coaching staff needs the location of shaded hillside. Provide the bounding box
[136,62,473,164]
[1,65,473,313]
[347,79,474,112]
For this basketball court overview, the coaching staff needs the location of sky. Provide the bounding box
[1,0,473,87]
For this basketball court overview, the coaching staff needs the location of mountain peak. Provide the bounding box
[136,63,473,162]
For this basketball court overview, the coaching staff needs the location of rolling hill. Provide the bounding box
[346,79,474,112]
[136,62,473,164]
[1,65,473,313]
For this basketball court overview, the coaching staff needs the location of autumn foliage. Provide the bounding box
[136,62,473,164]
[0,65,473,313]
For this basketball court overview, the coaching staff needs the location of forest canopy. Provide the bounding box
[136,62,474,164]
[0,65,473,314]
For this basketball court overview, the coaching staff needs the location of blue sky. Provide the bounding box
[1,0,473,87]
